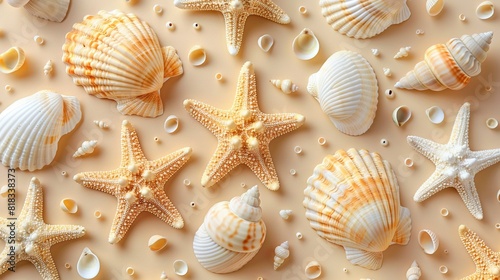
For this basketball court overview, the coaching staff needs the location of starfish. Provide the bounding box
[458,225,500,280]
[183,61,305,191]
[73,120,191,244]
[407,102,500,220]
[0,177,85,280]
[174,0,290,55]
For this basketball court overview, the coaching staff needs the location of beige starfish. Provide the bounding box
[174,0,290,55]
[74,120,191,244]
[0,177,85,280]
[183,61,305,190]
[458,225,500,280]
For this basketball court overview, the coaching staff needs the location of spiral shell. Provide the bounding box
[7,0,70,22]
[193,186,266,273]
[395,32,493,91]
[73,140,98,158]
[62,10,183,117]
[303,148,412,270]
[43,60,53,76]
[273,241,290,270]
[406,260,421,280]
[270,79,298,94]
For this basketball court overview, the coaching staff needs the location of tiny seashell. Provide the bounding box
[426,106,444,124]
[173,259,188,276]
[394,46,411,59]
[279,209,293,220]
[164,115,179,133]
[270,79,298,94]
[292,28,319,60]
[305,260,322,279]
[34,35,44,45]
[126,267,135,275]
[188,45,207,66]
[392,105,412,126]
[77,247,100,279]
[476,1,494,20]
[60,198,78,214]
[439,265,448,274]
[371,49,380,56]
[497,189,500,202]
[385,89,395,99]
[418,229,439,254]
[0,47,25,74]
[7,0,70,22]
[0,185,9,198]
[406,260,421,280]
[273,241,290,270]
[148,235,168,251]
[43,60,53,76]
[426,0,444,16]
[258,34,274,52]
[160,271,168,279]
[383,68,392,77]
[486,118,498,129]
[73,140,98,158]
[94,120,109,129]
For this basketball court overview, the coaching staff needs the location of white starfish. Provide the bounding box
[407,102,500,220]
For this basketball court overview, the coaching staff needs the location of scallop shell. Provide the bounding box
[7,0,70,22]
[0,90,81,171]
[307,51,378,136]
[426,0,444,16]
[148,235,168,251]
[319,0,411,39]
[395,32,493,91]
[406,260,421,280]
[0,47,25,74]
[303,149,412,270]
[193,186,266,273]
[77,247,100,279]
[62,10,183,117]
[292,28,319,60]
[273,241,290,270]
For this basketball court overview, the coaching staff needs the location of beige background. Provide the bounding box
[0,0,499,279]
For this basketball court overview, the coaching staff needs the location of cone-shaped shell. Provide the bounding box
[0,90,81,171]
[62,10,183,117]
[303,149,412,270]
[395,32,493,91]
[320,0,411,39]
[273,241,290,270]
[307,51,378,136]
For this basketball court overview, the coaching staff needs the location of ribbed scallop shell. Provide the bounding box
[62,10,183,117]
[320,0,411,39]
[193,186,266,273]
[307,51,378,136]
[7,0,70,22]
[303,149,412,270]
[395,32,493,91]
[0,90,81,171]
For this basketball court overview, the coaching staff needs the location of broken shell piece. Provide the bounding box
[426,106,444,124]
[60,198,78,214]
[497,189,500,202]
[392,105,412,126]
[476,1,494,20]
[383,68,392,77]
[406,261,421,280]
[0,47,25,74]
[394,46,411,59]
[44,60,53,75]
[164,115,180,133]
[418,229,439,254]
[77,247,100,279]
[279,209,293,220]
[73,140,97,158]
[270,79,298,94]
[486,118,498,129]
[0,185,9,198]
[273,241,290,270]
[426,0,444,16]
[258,34,274,52]
[305,260,321,279]
[292,28,319,60]
[371,49,380,56]
[188,45,207,66]
[173,259,188,276]
[94,120,109,129]
[148,235,168,251]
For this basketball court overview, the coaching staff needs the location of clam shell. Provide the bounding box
[0,90,81,171]
[77,247,100,279]
[418,229,439,254]
[303,149,412,270]
[188,45,207,66]
[426,106,444,124]
[258,34,274,52]
[173,260,188,276]
[307,51,378,136]
[292,28,319,60]
[426,0,444,16]
[148,235,168,251]
[164,115,180,133]
[392,105,412,126]
[476,1,494,20]
[60,198,78,214]
[7,0,69,22]
[62,10,183,117]
[320,0,411,39]
[0,47,25,74]
[305,260,322,279]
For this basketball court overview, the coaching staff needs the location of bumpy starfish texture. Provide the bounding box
[458,225,500,280]
[184,61,305,191]
[0,177,85,280]
[407,102,500,220]
[74,120,191,244]
[174,0,290,55]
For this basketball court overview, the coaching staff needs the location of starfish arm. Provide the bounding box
[455,179,483,220]
[145,193,184,229]
[17,178,45,222]
[40,224,85,247]
[0,218,10,240]
[120,120,147,166]
[183,99,232,138]
[413,170,453,202]
[222,10,248,55]
[26,246,60,280]
[0,247,15,275]
[174,0,226,11]
[261,112,305,140]
[468,149,500,173]
[407,135,445,163]
[448,103,471,147]
[244,144,279,191]
[201,143,241,187]
[234,61,257,110]
[458,225,500,279]
[73,170,123,196]
[108,199,141,244]
[148,147,192,182]
[249,0,290,23]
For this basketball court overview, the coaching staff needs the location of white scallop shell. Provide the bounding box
[73,140,98,158]
[426,0,444,16]
[258,34,274,52]
[392,105,412,126]
[0,47,25,74]
[0,90,81,171]
[320,0,411,39]
[307,51,378,136]
[476,1,494,20]
[77,247,100,279]
[188,45,207,66]
[426,106,444,124]
[60,198,78,214]
[270,79,298,94]
[273,241,290,270]
[148,235,168,251]
[292,28,319,60]
[7,0,70,22]
[418,229,439,254]
[406,260,421,280]
[305,260,322,279]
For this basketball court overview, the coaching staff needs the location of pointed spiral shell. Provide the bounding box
[406,261,421,280]
[273,241,290,270]
[270,79,298,94]
[73,140,98,158]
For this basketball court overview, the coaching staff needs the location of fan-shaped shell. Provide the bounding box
[303,149,412,270]
[307,51,378,136]
[395,32,493,91]
[0,90,81,171]
[320,0,411,39]
[7,0,70,22]
[62,10,183,117]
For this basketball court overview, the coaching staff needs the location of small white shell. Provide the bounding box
[426,106,445,124]
[305,260,322,279]
[476,1,494,20]
[0,47,25,74]
[188,45,207,66]
[273,241,290,270]
[440,208,449,216]
[486,118,498,129]
[371,49,380,56]
[93,120,109,129]
[160,271,168,279]
[60,198,78,214]
[383,68,392,77]
[497,189,500,202]
[394,46,411,59]
[44,60,53,75]
[406,260,421,280]
[73,140,98,158]
[393,105,412,126]
[77,247,100,279]
[258,34,274,52]
[34,35,44,45]
[279,209,293,220]
[148,235,168,251]
[439,265,448,274]
[426,0,444,16]
[126,267,135,275]
[418,229,439,254]
[164,115,180,133]
[385,89,395,99]
[270,79,298,94]
[173,259,188,276]
[0,185,9,198]
[293,28,319,60]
